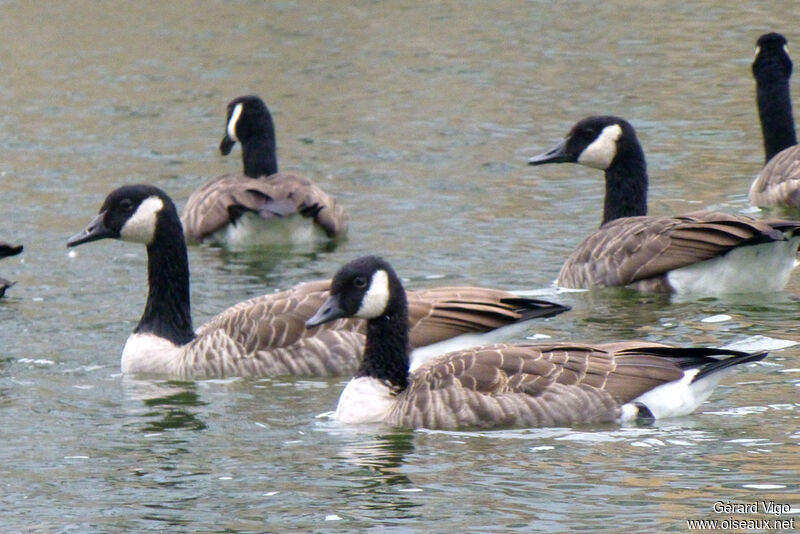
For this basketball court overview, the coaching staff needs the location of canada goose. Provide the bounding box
[528,115,800,293]
[67,185,568,378]
[181,95,347,247]
[749,32,800,208]
[306,255,766,429]
[0,242,22,297]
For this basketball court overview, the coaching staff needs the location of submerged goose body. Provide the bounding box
[306,256,766,429]
[67,185,568,378]
[181,95,347,247]
[749,32,800,208]
[528,116,800,293]
[0,242,22,297]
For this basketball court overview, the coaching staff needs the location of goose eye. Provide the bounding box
[353,276,368,289]
[119,199,134,212]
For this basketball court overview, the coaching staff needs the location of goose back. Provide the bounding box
[381,342,687,428]
[181,172,347,244]
[181,280,568,378]
[750,146,800,207]
[558,212,799,291]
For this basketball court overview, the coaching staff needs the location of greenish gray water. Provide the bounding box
[1,1,798,532]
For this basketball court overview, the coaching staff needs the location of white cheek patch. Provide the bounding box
[226,102,243,143]
[754,45,760,59]
[120,196,164,244]
[784,44,790,57]
[577,124,622,170]
[356,269,390,319]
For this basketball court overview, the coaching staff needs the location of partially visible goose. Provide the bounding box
[528,115,800,293]
[67,185,568,378]
[749,32,800,208]
[0,242,22,297]
[181,95,347,247]
[306,255,766,429]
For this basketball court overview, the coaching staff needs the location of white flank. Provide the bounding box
[754,45,760,59]
[620,366,736,422]
[410,319,537,371]
[227,102,243,142]
[356,269,390,319]
[119,196,164,244]
[577,124,622,169]
[666,237,800,294]
[210,212,323,250]
[335,377,395,424]
[121,332,181,375]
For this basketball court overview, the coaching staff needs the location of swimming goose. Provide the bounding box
[0,242,22,297]
[181,95,348,247]
[67,185,568,378]
[749,32,800,208]
[528,115,800,293]
[306,255,766,429]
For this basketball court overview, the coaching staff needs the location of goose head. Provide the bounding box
[528,116,648,223]
[67,184,177,248]
[528,115,642,171]
[219,95,276,156]
[753,32,791,82]
[0,243,23,258]
[306,255,405,327]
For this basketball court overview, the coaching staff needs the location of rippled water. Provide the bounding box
[2,1,799,532]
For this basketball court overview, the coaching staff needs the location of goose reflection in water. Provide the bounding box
[122,377,209,433]
[327,428,422,516]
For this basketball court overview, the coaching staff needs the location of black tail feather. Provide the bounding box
[691,351,768,382]
[617,346,768,382]
[501,297,571,321]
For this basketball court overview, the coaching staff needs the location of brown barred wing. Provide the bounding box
[387,342,687,429]
[558,212,789,289]
[406,286,568,346]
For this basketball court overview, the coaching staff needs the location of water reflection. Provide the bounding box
[335,430,416,485]
[187,241,340,300]
[122,378,208,432]
[214,242,339,282]
[141,390,208,433]
[321,426,423,518]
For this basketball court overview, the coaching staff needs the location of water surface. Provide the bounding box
[1,1,799,532]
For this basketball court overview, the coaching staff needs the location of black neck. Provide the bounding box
[357,297,411,391]
[135,215,195,345]
[241,137,278,178]
[756,70,796,162]
[602,144,649,224]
